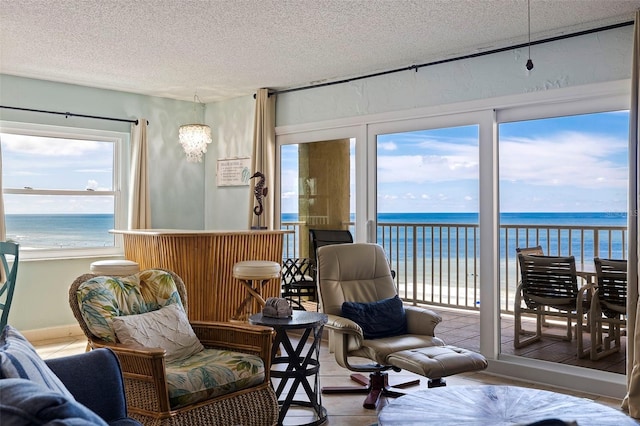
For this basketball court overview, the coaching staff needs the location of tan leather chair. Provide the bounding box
[316,243,487,409]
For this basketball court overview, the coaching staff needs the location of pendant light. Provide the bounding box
[179,94,212,162]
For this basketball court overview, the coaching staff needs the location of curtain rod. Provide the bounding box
[0,105,148,125]
[257,19,634,98]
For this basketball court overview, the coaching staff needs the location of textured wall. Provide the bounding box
[275,26,633,127]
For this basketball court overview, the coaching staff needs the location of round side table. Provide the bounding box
[249,311,328,426]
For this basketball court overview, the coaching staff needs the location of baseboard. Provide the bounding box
[20,324,84,342]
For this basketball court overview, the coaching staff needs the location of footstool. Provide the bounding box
[387,345,489,387]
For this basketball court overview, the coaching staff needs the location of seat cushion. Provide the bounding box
[353,334,446,364]
[75,269,182,342]
[341,295,407,339]
[165,348,266,409]
[90,260,140,276]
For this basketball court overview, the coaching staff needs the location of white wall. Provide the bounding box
[275,26,633,127]
[204,95,255,229]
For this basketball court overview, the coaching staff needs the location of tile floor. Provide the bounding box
[34,331,630,426]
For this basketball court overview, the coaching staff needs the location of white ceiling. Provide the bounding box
[1,0,638,103]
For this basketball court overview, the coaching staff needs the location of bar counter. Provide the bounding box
[111,229,289,322]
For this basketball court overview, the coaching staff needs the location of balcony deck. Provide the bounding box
[432,306,625,375]
[302,301,626,375]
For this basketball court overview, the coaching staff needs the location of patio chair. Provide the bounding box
[309,228,354,261]
[281,257,317,310]
[69,268,278,426]
[514,253,593,353]
[0,242,19,332]
[590,258,627,360]
[310,228,397,279]
[317,243,487,409]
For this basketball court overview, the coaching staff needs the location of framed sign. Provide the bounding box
[217,157,252,186]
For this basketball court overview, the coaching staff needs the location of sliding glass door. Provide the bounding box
[279,136,356,259]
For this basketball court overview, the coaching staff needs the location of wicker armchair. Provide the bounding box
[69,269,278,426]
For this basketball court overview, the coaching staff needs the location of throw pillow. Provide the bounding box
[112,303,204,362]
[76,269,182,343]
[0,378,109,426]
[0,325,75,400]
[341,295,407,339]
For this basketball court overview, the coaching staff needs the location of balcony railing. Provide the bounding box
[281,221,627,313]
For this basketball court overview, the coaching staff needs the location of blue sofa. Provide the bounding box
[1,347,141,426]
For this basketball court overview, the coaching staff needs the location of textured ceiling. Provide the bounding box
[1,0,638,103]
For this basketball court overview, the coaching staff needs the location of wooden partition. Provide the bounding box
[112,230,288,322]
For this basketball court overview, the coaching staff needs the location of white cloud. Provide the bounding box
[499,131,627,189]
[2,134,104,156]
[86,180,99,190]
[378,141,397,151]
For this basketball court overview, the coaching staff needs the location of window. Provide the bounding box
[1,122,127,258]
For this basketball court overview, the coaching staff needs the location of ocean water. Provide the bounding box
[282,211,628,262]
[6,212,628,254]
[5,214,115,249]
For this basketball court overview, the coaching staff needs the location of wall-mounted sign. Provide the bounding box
[217,157,252,186]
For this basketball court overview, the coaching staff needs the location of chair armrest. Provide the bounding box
[325,314,363,336]
[325,313,365,353]
[45,348,130,423]
[190,321,275,373]
[89,339,172,414]
[405,306,442,336]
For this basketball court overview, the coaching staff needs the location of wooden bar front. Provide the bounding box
[112,230,287,322]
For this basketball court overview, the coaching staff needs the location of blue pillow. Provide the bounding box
[341,295,407,339]
[0,378,108,425]
[0,325,74,400]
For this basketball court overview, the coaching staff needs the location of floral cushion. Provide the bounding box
[76,269,182,342]
[165,348,266,409]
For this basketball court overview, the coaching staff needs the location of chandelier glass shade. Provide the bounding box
[179,123,212,163]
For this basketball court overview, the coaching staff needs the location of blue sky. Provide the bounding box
[2,110,630,215]
[282,110,629,214]
[1,133,114,214]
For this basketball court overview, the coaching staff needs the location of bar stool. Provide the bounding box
[232,260,281,321]
[90,259,140,276]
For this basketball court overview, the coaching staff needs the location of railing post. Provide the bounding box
[412,225,417,306]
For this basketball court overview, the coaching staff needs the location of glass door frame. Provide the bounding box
[366,110,500,359]
[275,124,367,241]
[274,79,631,398]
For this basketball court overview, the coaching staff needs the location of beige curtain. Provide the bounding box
[248,89,276,229]
[128,119,151,229]
[622,10,640,418]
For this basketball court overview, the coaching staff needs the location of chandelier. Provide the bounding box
[179,94,212,162]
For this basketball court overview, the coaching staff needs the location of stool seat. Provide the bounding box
[90,260,140,276]
[233,260,281,280]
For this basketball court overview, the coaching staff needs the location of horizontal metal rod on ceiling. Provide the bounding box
[0,105,148,125]
[255,19,634,98]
